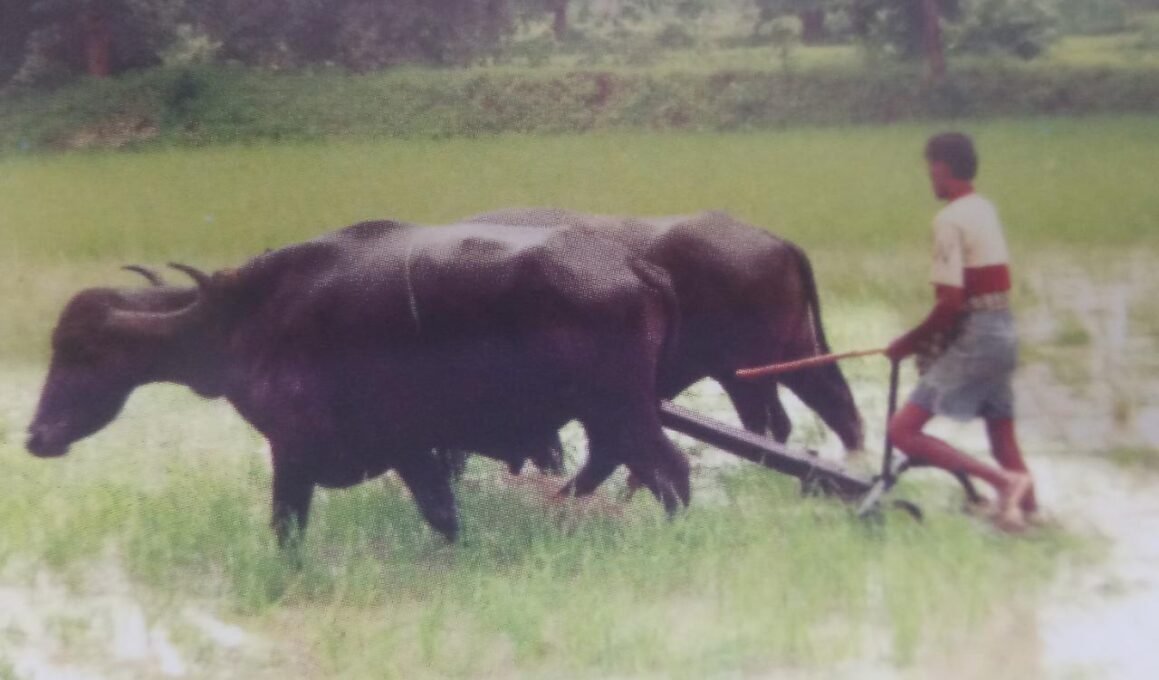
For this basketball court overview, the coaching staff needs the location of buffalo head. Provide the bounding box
[26,263,222,457]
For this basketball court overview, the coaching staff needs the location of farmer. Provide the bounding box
[885,132,1036,532]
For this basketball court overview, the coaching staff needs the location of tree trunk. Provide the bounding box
[849,0,873,38]
[799,9,826,45]
[82,6,112,78]
[551,0,569,41]
[919,0,946,82]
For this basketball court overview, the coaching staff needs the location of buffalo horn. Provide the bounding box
[168,262,213,292]
[122,265,165,287]
[105,262,214,337]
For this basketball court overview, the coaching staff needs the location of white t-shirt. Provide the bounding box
[929,194,1010,289]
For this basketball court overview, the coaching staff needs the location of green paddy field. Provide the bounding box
[1,117,1156,678]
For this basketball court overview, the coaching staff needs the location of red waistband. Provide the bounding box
[965,264,1010,297]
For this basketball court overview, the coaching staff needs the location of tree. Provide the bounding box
[851,0,1053,78]
[950,0,1056,60]
[847,0,959,68]
[185,0,336,68]
[753,1,833,45]
[550,0,569,40]
[186,0,514,70]
[510,0,571,40]
[919,0,945,81]
[335,0,512,69]
[800,7,825,43]
[0,0,37,83]
[3,0,185,84]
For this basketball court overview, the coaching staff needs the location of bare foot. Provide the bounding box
[991,511,1027,533]
[993,472,1032,533]
[1021,492,1039,515]
[1023,508,1056,529]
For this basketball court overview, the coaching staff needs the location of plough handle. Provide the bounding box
[882,357,901,484]
[856,358,907,518]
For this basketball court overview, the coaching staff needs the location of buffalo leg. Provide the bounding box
[580,415,690,515]
[395,453,460,543]
[780,363,865,451]
[508,432,566,476]
[718,375,792,442]
[717,375,772,434]
[559,456,618,498]
[435,448,470,480]
[649,434,691,510]
[767,388,792,443]
[271,458,315,548]
[532,433,566,475]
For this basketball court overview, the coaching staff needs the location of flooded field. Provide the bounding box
[848,255,1159,679]
[1,255,1156,679]
[2,120,1157,678]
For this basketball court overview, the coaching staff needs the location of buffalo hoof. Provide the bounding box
[26,428,70,458]
[648,471,690,517]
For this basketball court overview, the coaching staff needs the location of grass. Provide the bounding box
[1,118,1153,676]
[1105,446,1159,473]
[2,116,1158,361]
[0,383,1075,676]
[1043,33,1159,69]
[1053,314,1093,347]
[5,28,1159,153]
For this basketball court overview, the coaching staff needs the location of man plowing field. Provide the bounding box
[885,132,1037,532]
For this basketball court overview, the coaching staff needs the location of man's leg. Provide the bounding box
[888,403,1031,528]
[986,417,1037,513]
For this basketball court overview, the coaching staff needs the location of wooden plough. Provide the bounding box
[657,357,972,521]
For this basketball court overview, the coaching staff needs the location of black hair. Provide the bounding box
[925,132,978,181]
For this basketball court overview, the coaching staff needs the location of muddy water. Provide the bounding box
[656,266,1159,679]
[0,560,275,680]
[845,269,1159,680]
[668,365,1159,680]
[1039,457,1159,680]
[1020,269,1159,679]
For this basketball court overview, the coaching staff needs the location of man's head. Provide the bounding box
[925,132,977,201]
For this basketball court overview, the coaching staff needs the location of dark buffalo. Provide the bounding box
[469,208,864,454]
[26,220,690,544]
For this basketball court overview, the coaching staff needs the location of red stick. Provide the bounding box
[735,348,886,380]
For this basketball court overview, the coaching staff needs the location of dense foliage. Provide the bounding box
[1,0,185,84]
[1,0,1137,87]
[948,0,1057,59]
[3,60,1158,153]
[1,0,520,83]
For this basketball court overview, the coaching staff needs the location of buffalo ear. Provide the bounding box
[213,268,240,287]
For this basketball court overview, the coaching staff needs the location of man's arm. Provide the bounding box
[886,284,965,361]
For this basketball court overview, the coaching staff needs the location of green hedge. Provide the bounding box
[3,62,1159,151]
